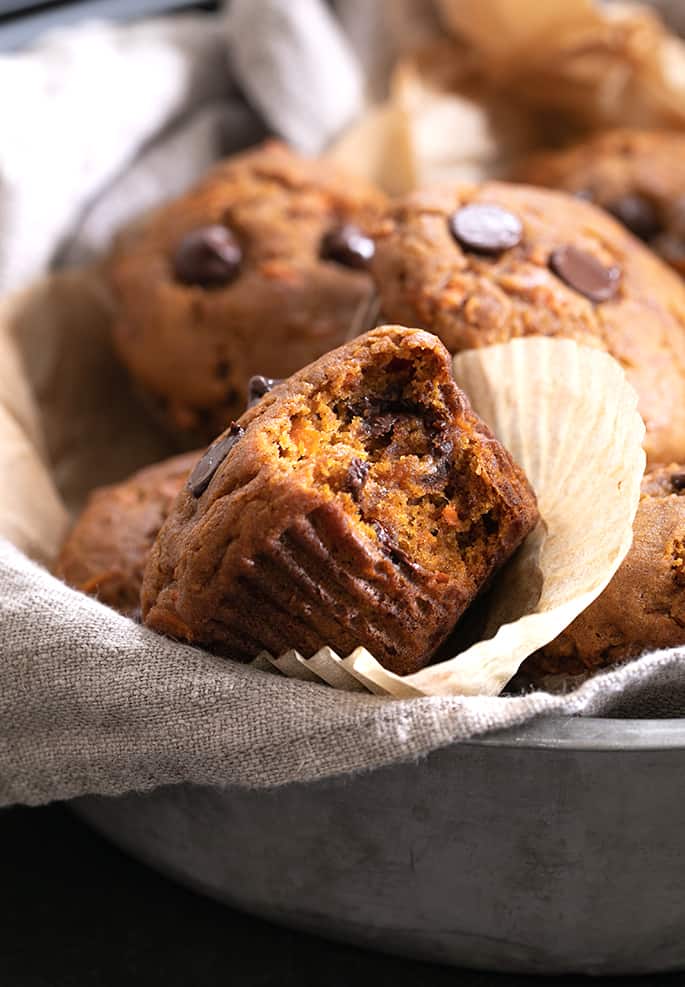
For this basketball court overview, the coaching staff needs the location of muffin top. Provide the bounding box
[106,140,386,439]
[517,128,685,274]
[54,451,197,618]
[370,180,685,465]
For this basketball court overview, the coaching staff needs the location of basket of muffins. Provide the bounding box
[7,1,685,702]
[4,0,685,975]
[37,121,681,700]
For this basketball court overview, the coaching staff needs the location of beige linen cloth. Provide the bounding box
[1,0,685,809]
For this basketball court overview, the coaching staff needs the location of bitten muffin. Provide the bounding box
[106,140,386,440]
[520,464,685,686]
[370,181,685,465]
[142,325,539,676]
[55,452,197,618]
[516,129,685,275]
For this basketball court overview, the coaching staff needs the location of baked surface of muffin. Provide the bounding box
[521,464,685,684]
[55,452,196,617]
[106,140,386,439]
[517,129,685,274]
[370,181,685,464]
[142,325,539,675]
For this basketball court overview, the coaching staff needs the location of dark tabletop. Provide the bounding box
[1,803,684,987]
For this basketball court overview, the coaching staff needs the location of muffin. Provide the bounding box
[142,325,539,676]
[517,129,685,275]
[55,452,197,618]
[106,140,386,440]
[520,464,685,686]
[370,180,685,465]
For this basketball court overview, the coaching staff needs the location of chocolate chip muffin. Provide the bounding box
[520,464,685,686]
[142,325,538,676]
[106,140,386,440]
[517,129,685,275]
[370,181,685,465]
[55,452,197,618]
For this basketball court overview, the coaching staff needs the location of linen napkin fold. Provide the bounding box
[0,0,368,294]
[1,0,684,811]
[2,538,684,808]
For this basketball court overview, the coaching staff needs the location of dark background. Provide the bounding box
[2,803,684,987]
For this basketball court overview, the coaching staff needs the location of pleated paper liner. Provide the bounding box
[252,337,646,698]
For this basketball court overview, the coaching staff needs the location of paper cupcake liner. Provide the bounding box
[222,501,464,675]
[253,337,645,698]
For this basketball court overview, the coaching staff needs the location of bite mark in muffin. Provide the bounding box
[142,325,539,675]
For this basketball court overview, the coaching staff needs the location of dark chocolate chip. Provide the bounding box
[320,224,375,269]
[247,375,282,409]
[372,520,394,554]
[364,412,400,440]
[173,226,242,287]
[421,455,453,489]
[671,471,685,492]
[371,520,419,572]
[431,435,453,460]
[449,204,522,254]
[606,194,661,241]
[188,422,244,497]
[549,245,620,303]
[350,395,418,420]
[345,458,370,498]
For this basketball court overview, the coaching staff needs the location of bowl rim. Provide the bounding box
[467,715,685,751]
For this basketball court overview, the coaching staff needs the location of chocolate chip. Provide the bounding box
[350,395,417,421]
[371,520,419,572]
[431,435,453,461]
[247,375,282,409]
[449,204,522,254]
[372,520,394,554]
[421,455,453,489]
[606,195,661,241]
[549,245,620,303]
[320,224,375,269]
[187,423,244,497]
[173,226,242,287]
[345,458,370,498]
[364,412,399,440]
[671,471,685,492]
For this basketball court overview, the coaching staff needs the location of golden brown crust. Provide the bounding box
[517,129,685,274]
[521,464,685,683]
[106,140,386,440]
[54,452,197,617]
[370,180,685,465]
[142,325,538,675]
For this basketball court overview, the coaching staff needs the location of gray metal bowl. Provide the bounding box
[73,715,685,976]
